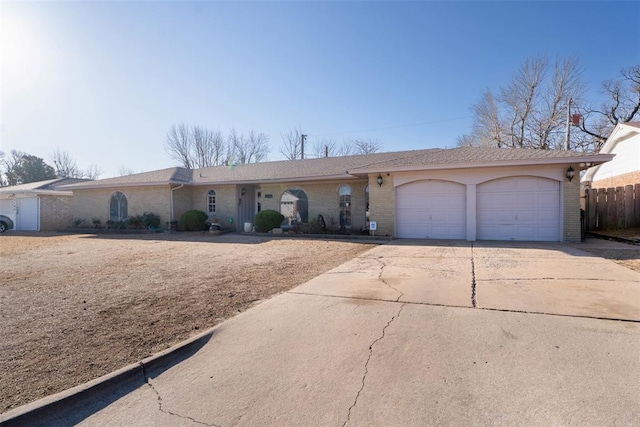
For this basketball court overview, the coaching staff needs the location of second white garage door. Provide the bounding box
[477,177,560,241]
[396,180,466,239]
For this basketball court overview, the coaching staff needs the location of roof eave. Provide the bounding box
[194,174,361,186]
[0,190,74,197]
[348,154,615,175]
[59,180,184,190]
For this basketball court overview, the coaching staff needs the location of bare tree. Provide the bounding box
[353,137,382,154]
[51,148,101,179]
[118,166,135,176]
[84,164,102,180]
[310,138,338,158]
[280,127,304,160]
[459,56,585,150]
[51,148,81,178]
[165,123,193,169]
[191,126,228,168]
[166,124,267,167]
[574,63,640,151]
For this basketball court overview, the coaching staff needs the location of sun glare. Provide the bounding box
[1,6,46,88]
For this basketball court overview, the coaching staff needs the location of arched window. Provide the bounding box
[207,190,216,213]
[109,192,128,222]
[280,187,308,225]
[338,185,351,228]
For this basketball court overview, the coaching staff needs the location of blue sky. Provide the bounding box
[1,1,639,178]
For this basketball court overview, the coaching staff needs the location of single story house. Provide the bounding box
[0,178,88,231]
[582,121,640,189]
[61,146,613,242]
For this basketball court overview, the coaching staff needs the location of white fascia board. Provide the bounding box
[348,154,615,175]
[0,190,73,197]
[59,181,180,190]
[193,174,361,186]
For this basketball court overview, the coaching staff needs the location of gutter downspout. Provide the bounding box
[170,184,184,221]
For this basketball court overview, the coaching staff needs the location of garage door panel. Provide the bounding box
[396,180,466,239]
[477,177,559,242]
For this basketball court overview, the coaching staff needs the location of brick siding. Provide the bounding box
[368,174,395,237]
[72,187,172,227]
[39,196,73,231]
[591,170,640,189]
[563,166,581,243]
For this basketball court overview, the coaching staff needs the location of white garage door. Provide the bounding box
[477,177,559,241]
[396,180,466,239]
[16,197,39,231]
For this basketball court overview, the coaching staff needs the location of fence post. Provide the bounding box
[596,188,606,229]
[624,185,634,228]
[606,187,616,229]
[587,189,597,230]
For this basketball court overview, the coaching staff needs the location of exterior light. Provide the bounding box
[566,166,575,182]
[376,174,383,187]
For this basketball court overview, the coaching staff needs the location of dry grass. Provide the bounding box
[0,232,377,413]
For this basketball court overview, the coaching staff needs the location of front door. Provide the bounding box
[236,185,257,231]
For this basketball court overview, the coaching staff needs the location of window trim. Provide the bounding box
[109,191,128,222]
[207,189,217,214]
[338,184,352,228]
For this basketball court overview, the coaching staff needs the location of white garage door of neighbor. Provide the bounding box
[17,197,39,231]
[477,177,560,241]
[396,180,466,239]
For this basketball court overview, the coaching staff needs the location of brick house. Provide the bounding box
[0,178,88,231]
[61,147,612,242]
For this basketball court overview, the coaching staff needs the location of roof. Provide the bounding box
[61,146,614,190]
[61,167,193,190]
[0,177,89,196]
[347,146,613,174]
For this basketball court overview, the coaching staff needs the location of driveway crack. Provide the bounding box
[141,362,220,427]
[341,303,405,427]
[471,243,477,308]
[374,257,404,302]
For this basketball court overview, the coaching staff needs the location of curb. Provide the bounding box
[0,327,216,426]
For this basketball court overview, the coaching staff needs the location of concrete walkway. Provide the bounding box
[4,239,640,426]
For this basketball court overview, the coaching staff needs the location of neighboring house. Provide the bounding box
[0,178,88,231]
[61,146,612,242]
[582,122,640,188]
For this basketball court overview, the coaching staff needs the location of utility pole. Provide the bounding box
[564,98,572,151]
[301,134,307,159]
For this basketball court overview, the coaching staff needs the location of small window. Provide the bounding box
[338,184,351,228]
[207,190,216,213]
[109,192,128,222]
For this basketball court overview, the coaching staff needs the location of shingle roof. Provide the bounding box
[0,177,90,193]
[190,150,433,184]
[347,146,609,173]
[623,121,640,129]
[61,167,192,189]
[61,146,612,189]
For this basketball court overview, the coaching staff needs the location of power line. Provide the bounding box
[309,116,472,138]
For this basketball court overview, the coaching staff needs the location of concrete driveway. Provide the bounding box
[4,239,640,426]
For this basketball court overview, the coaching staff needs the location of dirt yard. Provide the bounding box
[0,232,377,413]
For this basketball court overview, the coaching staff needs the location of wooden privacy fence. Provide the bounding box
[584,184,640,230]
